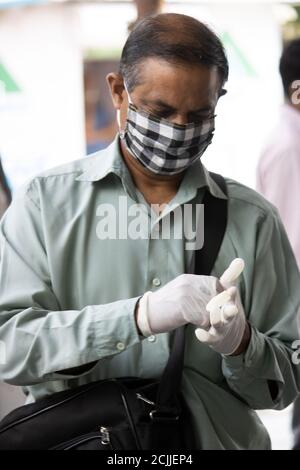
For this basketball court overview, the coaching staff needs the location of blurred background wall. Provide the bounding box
[0,3,86,189]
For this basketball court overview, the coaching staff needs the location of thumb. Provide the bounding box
[195,327,216,344]
[222,302,238,321]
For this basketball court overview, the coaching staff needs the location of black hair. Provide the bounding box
[119,13,229,91]
[279,38,300,98]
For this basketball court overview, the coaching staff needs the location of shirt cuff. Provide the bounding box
[45,296,142,380]
[221,324,265,374]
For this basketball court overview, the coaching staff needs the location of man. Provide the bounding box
[0,14,299,450]
[256,38,300,450]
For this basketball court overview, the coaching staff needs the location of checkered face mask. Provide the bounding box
[119,101,215,175]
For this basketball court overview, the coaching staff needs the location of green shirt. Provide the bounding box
[0,137,299,449]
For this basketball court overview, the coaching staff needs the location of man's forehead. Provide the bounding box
[132,81,219,110]
[139,97,215,112]
[131,58,221,95]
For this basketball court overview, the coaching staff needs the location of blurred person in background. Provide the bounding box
[128,0,163,31]
[256,38,300,450]
[0,14,300,450]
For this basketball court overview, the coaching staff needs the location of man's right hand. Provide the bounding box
[136,274,221,337]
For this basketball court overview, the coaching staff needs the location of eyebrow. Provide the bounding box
[140,99,213,114]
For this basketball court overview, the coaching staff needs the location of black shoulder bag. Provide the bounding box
[0,173,227,450]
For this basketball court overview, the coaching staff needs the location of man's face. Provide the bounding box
[107,58,222,131]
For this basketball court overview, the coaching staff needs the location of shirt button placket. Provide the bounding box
[116,342,125,351]
[152,278,161,287]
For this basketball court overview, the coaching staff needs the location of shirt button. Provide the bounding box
[148,335,156,343]
[152,278,161,287]
[116,342,125,351]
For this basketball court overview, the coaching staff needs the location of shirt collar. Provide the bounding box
[75,135,227,201]
[76,137,128,183]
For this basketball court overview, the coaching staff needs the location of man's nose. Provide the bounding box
[169,114,189,126]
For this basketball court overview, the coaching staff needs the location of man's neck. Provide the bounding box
[119,139,184,206]
[287,100,300,114]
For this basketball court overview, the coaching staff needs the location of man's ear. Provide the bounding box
[106,73,125,109]
[219,88,227,97]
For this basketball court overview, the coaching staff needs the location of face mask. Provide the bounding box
[117,85,215,176]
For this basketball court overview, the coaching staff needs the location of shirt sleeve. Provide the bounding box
[0,180,141,386]
[222,209,300,410]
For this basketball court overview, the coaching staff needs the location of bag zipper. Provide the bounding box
[99,426,111,446]
[51,427,113,450]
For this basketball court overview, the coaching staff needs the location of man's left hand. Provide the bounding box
[195,259,250,356]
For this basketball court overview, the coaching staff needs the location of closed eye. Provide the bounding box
[139,99,215,122]
[152,109,174,119]
[188,113,215,122]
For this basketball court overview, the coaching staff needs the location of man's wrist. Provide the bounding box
[230,322,251,356]
[134,298,143,336]
[134,293,153,337]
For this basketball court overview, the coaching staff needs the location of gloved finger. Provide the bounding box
[210,301,237,329]
[195,327,216,344]
[227,286,237,302]
[222,302,238,321]
[220,258,245,289]
[210,305,223,328]
[206,290,231,312]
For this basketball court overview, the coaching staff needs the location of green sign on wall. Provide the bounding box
[0,62,21,93]
[221,32,257,78]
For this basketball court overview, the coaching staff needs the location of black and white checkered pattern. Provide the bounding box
[120,104,215,175]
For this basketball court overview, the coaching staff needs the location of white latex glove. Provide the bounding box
[136,274,220,336]
[195,258,246,355]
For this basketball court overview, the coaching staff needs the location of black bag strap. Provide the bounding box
[195,172,228,275]
[154,172,228,416]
